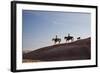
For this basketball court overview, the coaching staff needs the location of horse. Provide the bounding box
[64,34,74,43]
[52,35,61,44]
[77,37,81,40]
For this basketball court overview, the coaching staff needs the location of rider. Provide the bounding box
[56,35,58,38]
[68,33,70,37]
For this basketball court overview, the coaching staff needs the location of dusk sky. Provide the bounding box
[22,10,91,51]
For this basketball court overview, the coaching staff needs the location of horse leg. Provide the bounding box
[55,41,56,44]
[71,38,74,42]
[59,41,60,44]
[66,40,67,43]
[72,38,74,41]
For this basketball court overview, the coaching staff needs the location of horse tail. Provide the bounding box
[58,39,61,43]
[59,39,61,42]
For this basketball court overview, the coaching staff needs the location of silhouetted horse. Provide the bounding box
[64,34,74,43]
[52,35,61,44]
[77,37,81,40]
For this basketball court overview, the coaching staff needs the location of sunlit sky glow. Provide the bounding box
[22,10,91,51]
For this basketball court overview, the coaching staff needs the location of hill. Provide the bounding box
[23,37,91,62]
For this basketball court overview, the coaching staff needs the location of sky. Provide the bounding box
[22,10,91,51]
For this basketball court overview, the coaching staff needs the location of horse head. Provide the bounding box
[77,37,80,40]
[64,36,67,39]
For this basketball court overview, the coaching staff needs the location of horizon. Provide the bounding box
[23,37,91,53]
[22,10,91,52]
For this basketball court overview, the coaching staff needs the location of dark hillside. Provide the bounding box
[23,38,91,62]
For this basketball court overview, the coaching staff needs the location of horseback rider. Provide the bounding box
[64,34,74,43]
[52,35,61,44]
[68,33,70,37]
[56,35,57,38]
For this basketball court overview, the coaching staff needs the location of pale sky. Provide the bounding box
[22,10,91,51]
